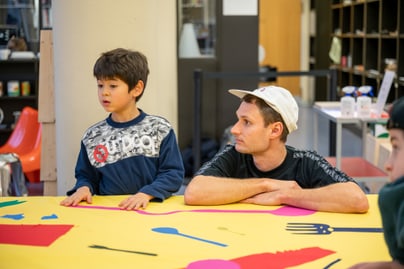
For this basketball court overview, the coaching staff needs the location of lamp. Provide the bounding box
[179,23,201,58]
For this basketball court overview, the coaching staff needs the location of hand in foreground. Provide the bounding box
[118,192,154,210]
[60,186,92,207]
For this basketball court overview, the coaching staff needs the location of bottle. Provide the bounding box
[340,86,356,117]
[357,86,372,118]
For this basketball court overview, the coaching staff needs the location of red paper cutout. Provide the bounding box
[0,224,74,247]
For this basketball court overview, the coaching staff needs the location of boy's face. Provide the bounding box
[384,129,404,182]
[97,77,143,120]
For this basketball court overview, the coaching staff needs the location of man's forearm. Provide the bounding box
[184,175,267,205]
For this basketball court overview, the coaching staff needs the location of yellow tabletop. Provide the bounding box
[0,195,389,269]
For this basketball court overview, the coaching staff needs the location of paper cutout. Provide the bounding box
[0,200,26,208]
[1,213,24,220]
[218,226,245,235]
[89,244,158,256]
[324,258,342,269]
[184,247,335,269]
[187,259,240,269]
[152,227,227,247]
[0,224,74,247]
[75,205,316,217]
[41,214,58,220]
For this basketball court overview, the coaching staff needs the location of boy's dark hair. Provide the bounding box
[93,48,149,102]
[242,94,289,142]
[387,96,404,130]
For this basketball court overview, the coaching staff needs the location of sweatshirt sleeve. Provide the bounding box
[138,129,185,201]
[66,142,100,196]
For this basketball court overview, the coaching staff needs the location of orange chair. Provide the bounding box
[0,106,41,183]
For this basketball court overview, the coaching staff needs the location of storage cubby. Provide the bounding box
[0,59,39,145]
[331,0,403,102]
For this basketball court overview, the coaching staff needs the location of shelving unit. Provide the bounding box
[0,59,39,145]
[307,0,332,101]
[330,0,403,102]
[0,0,51,146]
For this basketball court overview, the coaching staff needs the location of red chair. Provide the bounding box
[0,106,41,183]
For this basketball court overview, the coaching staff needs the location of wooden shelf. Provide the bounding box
[0,60,39,145]
[330,0,404,102]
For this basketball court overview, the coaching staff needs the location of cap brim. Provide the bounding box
[229,89,255,99]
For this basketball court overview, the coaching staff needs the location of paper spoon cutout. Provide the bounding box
[152,227,227,247]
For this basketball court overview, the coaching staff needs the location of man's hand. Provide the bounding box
[60,186,92,207]
[118,192,154,210]
[241,179,301,206]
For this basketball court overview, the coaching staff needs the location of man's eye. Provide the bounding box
[110,84,118,89]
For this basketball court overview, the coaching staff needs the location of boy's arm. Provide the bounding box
[138,130,184,200]
[67,142,99,196]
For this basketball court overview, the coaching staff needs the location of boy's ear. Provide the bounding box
[131,80,144,98]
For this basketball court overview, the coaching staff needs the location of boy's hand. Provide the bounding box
[60,186,92,206]
[119,192,153,210]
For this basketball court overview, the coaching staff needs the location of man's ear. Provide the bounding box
[269,121,284,138]
[131,80,144,98]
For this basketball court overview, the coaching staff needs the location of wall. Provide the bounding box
[259,0,301,96]
[52,0,177,195]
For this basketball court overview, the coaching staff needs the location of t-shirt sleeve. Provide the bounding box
[195,144,238,177]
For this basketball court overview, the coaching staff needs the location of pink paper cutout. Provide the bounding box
[183,247,335,269]
[75,205,315,217]
[187,259,241,269]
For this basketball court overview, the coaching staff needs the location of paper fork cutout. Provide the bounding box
[286,222,383,235]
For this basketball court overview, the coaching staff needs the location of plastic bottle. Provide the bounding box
[340,86,356,117]
[357,86,373,118]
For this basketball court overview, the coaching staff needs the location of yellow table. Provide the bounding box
[0,195,390,269]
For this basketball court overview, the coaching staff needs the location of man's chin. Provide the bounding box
[234,144,248,153]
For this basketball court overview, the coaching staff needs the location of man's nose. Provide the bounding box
[230,122,239,135]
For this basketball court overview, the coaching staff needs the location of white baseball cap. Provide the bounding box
[229,86,299,133]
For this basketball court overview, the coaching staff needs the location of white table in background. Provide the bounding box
[313,101,389,183]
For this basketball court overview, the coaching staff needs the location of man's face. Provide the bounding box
[385,129,404,182]
[230,101,273,155]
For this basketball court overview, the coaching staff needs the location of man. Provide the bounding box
[184,86,369,213]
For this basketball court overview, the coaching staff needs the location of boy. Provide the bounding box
[349,96,404,268]
[60,48,184,210]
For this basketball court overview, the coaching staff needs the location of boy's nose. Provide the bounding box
[101,89,110,96]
